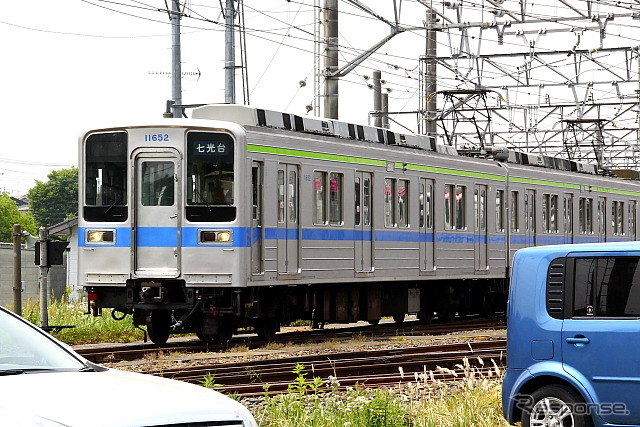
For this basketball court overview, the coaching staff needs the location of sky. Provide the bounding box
[0,0,431,195]
[2,1,638,195]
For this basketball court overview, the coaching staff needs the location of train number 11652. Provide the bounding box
[145,134,170,142]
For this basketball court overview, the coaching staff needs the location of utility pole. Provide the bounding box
[323,0,339,119]
[12,224,21,315]
[171,0,183,118]
[38,227,49,329]
[224,0,236,104]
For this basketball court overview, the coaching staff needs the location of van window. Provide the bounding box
[573,257,640,317]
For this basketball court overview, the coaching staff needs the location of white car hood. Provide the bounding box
[0,368,256,427]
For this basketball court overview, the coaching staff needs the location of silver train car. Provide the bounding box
[78,105,640,344]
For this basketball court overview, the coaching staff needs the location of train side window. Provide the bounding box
[329,172,343,226]
[630,201,636,238]
[455,186,466,230]
[598,198,607,236]
[444,185,453,229]
[384,178,396,227]
[612,201,624,236]
[288,170,297,224]
[542,194,558,233]
[496,190,505,232]
[564,194,573,235]
[425,181,433,229]
[419,181,434,229]
[475,187,487,232]
[355,177,361,226]
[579,197,594,234]
[277,170,285,223]
[363,178,371,226]
[511,191,519,232]
[445,184,466,230]
[573,257,640,318]
[313,171,327,225]
[398,179,409,228]
[525,191,535,232]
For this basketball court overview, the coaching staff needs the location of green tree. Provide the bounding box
[27,167,78,228]
[0,194,37,242]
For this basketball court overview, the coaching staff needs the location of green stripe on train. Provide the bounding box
[247,144,640,197]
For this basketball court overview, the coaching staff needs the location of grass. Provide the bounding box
[18,296,143,345]
[222,359,511,427]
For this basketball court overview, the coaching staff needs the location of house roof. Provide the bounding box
[47,216,78,237]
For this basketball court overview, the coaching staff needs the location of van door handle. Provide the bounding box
[566,336,590,345]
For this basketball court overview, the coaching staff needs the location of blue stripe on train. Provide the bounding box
[79,226,630,248]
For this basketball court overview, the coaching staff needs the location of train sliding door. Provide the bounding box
[133,150,180,277]
[251,162,264,276]
[474,184,488,271]
[354,171,373,273]
[419,178,435,272]
[277,164,300,275]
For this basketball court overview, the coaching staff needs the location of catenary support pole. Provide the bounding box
[425,11,437,146]
[373,70,382,127]
[224,0,236,104]
[323,0,339,119]
[171,0,183,118]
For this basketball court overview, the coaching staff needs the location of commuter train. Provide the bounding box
[78,104,640,344]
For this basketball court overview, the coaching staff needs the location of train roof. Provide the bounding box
[191,104,604,177]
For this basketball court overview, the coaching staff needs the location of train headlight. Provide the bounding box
[199,230,232,244]
[86,230,115,244]
[217,231,232,242]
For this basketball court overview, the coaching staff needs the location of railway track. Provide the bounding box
[154,339,506,397]
[76,317,505,363]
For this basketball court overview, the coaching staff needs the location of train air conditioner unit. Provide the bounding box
[293,115,334,135]
[331,121,356,139]
[435,144,458,156]
[526,154,544,167]
[398,133,435,151]
[256,109,294,130]
[191,104,259,126]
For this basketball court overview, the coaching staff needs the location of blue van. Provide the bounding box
[502,242,640,427]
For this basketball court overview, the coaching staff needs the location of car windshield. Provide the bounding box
[0,308,85,373]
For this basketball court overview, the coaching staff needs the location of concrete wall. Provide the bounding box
[0,243,67,308]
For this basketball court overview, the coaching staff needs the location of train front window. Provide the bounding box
[186,132,236,222]
[84,132,128,222]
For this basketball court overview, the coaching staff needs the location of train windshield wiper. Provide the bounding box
[104,194,123,214]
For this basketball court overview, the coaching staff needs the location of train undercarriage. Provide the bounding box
[86,279,508,345]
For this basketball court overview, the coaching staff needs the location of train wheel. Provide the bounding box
[217,320,235,344]
[392,314,405,324]
[256,318,279,341]
[367,318,381,325]
[147,311,171,345]
[196,318,235,344]
[418,310,434,325]
[440,307,456,323]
